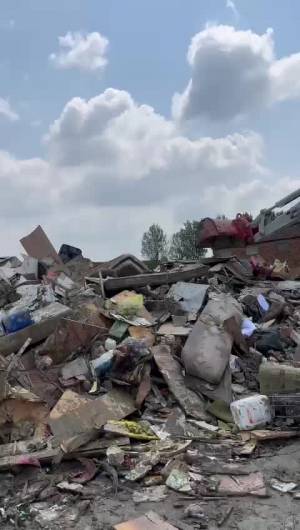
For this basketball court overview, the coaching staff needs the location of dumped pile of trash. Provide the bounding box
[1,225,300,529]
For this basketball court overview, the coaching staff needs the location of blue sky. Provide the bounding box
[0,1,300,258]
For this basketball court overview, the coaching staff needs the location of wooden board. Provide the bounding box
[20,225,61,264]
[0,436,131,470]
[152,344,207,420]
[96,265,208,292]
[49,388,136,441]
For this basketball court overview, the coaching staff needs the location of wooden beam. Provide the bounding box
[87,265,208,293]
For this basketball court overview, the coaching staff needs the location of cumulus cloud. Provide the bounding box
[0,151,54,216]
[270,52,300,102]
[0,22,299,259]
[0,86,298,259]
[44,88,265,209]
[198,177,300,217]
[0,98,19,122]
[174,25,300,122]
[173,25,274,122]
[49,31,109,72]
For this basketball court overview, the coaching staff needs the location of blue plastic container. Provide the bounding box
[2,309,34,334]
[90,351,114,378]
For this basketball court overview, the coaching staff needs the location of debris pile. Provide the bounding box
[1,225,300,529]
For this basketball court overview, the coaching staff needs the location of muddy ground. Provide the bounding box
[1,438,300,530]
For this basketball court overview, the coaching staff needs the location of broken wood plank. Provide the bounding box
[49,388,136,441]
[0,447,60,470]
[152,345,207,420]
[40,318,107,364]
[157,323,191,336]
[90,265,208,293]
[0,439,48,458]
[50,390,89,424]
[251,430,300,441]
[6,337,33,390]
[72,436,130,456]
[0,437,131,471]
[61,428,99,453]
[7,337,32,373]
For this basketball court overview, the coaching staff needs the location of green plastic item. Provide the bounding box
[109,320,129,340]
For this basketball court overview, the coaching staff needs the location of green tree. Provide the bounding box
[169,220,206,260]
[141,224,168,263]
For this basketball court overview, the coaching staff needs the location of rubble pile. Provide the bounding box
[1,225,300,529]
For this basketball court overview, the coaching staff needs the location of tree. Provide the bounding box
[169,220,206,260]
[141,224,168,263]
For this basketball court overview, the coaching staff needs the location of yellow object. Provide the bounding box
[273,259,289,275]
[89,380,100,394]
[111,291,144,318]
[106,420,159,440]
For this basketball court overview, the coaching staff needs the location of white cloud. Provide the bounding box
[0,151,54,217]
[49,31,109,72]
[226,0,239,20]
[198,177,300,217]
[0,70,298,260]
[44,88,265,210]
[0,98,19,122]
[174,25,300,122]
[0,24,299,259]
[0,87,278,258]
[173,25,274,122]
[270,52,300,102]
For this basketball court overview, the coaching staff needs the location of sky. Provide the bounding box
[1,0,300,259]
